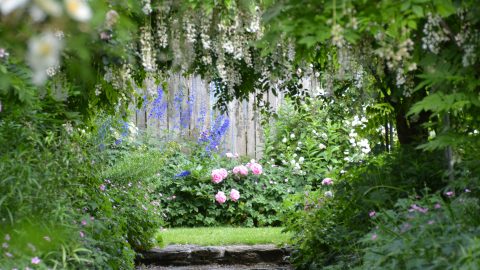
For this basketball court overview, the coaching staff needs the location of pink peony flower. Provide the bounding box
[81,220,87,226]
[369,211,376,217]
[230,189,240,202]
[434,203,441,209]
[99,184,106,191]
[445,191,455,197]
[250,163,263,175]
[321,178,333,185]
[233,165,249,176]
[219,168,228,179]
[31,257,41,264]
[215,191,227,204]
[226,152,234,158]
[211,169,224,184]
[79,231,85,238]
[371,233,378,240]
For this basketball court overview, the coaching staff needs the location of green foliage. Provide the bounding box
[282,147,446,269]
[359,192,480,269]
[0,106,161,268]
[117,143,294,227]
[263,97,375,187]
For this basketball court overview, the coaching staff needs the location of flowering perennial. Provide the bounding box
[211,168,228,183]
[215,191,227,204]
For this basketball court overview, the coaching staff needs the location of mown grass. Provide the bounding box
[156,227,291,247]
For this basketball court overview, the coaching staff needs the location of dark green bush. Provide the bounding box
[359,191,480,269]
[282,147,446,269]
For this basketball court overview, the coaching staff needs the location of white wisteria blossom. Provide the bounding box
[64,0,92,22]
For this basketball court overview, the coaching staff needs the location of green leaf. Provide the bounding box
[412,5,424,17]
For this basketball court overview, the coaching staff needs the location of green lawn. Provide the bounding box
[156,227,291,247]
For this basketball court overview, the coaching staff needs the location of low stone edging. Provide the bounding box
[138,244,291,266]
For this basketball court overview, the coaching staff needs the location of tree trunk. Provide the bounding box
[395,105,430,145]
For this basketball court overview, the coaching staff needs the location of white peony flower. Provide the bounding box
[0,0,29,15]
[28,32,63,85]
[65,0,92,22]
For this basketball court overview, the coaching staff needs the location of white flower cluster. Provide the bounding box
[453,10,479,67]
[184,16,197,44]
[156,13,169,49]
[140,24,157,72]
[331,24,345,48]
[27,32,63,85]
[1,0,95,85]
[290,154,306,175]
[142,0,152,15]
[375,33,416,89]
[103,64,132,91]
[0,47,9,59]
[421,13,450,54]
[94,84,102,96]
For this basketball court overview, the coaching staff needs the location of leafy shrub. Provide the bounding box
[359,191,480,269]
[263,97,373,187]
[137,144,296,227]
[282,147,446,269]
[0,109,162,269]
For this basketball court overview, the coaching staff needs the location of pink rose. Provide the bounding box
[215,191,227,204]
[233,165,249,176]
[250,163,263,175]
[211,169,224,184]
[230,189,240,202]
[321,178,333,185]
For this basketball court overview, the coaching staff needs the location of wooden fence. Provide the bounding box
[132,74,317,159]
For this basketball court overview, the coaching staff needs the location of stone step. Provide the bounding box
[137,263,293,270]
[137,244,291,267]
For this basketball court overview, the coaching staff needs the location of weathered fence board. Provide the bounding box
[132,75,312,158]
